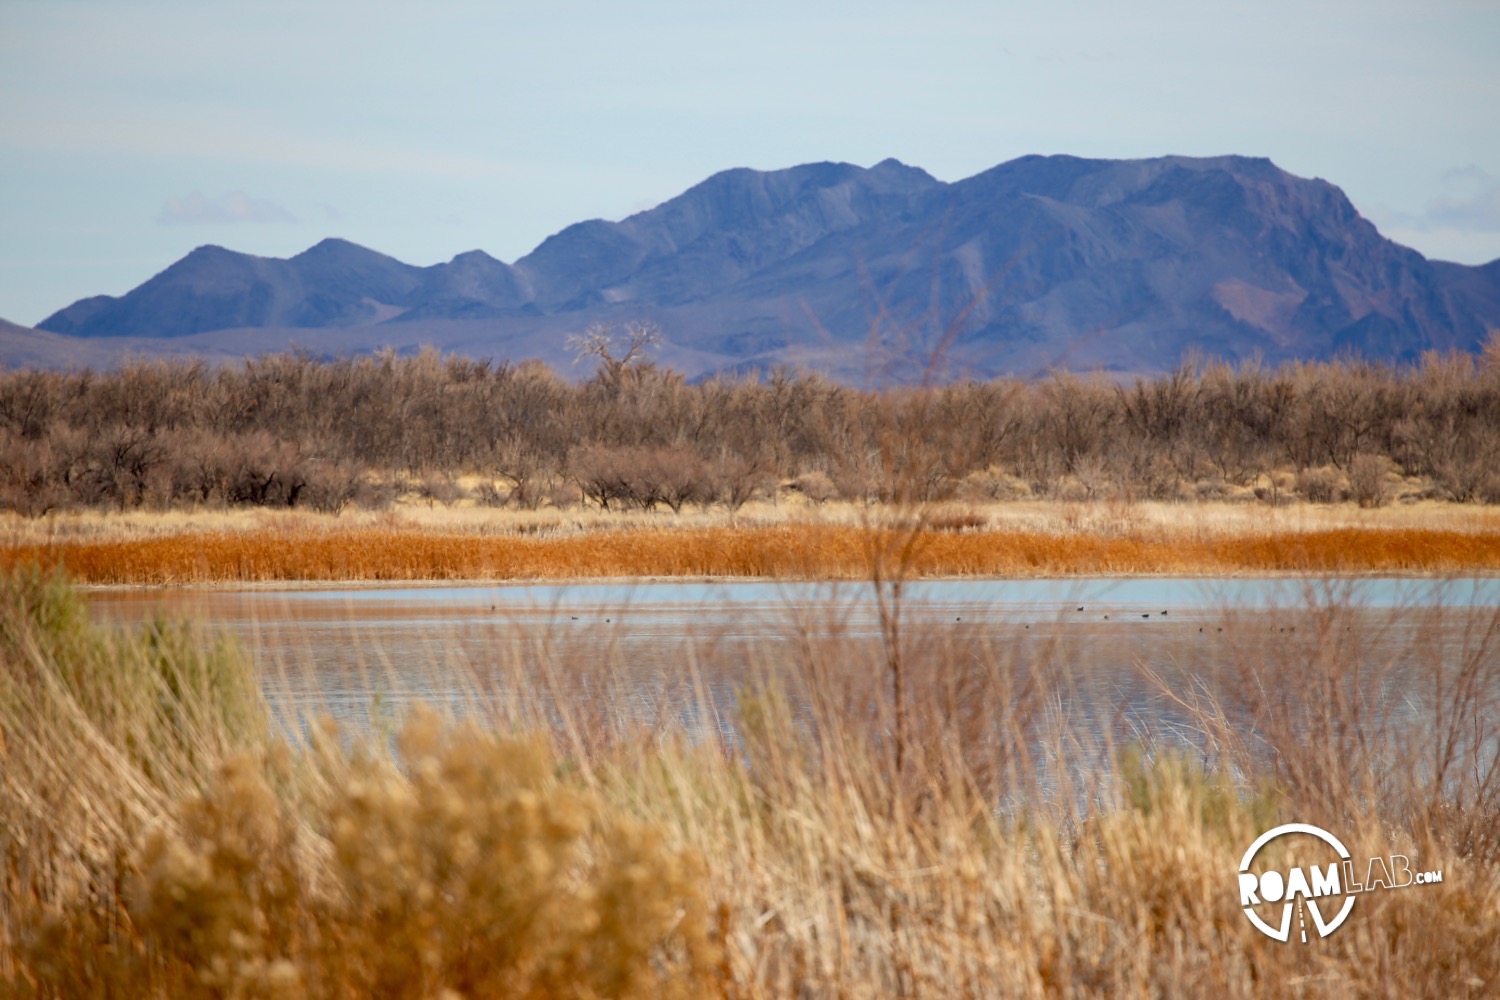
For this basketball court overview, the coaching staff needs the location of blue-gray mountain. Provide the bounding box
[28,155,1500,378]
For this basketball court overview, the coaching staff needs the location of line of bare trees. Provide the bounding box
[2,332,1499,516]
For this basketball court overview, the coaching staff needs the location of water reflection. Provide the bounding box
[86,576,1499,754]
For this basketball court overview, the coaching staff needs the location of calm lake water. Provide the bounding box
[87,576,1500,745]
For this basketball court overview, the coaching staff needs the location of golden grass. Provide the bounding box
[4,520,1500,584]
[7,496,1499,545]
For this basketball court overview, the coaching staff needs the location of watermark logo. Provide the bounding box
[1238,822,1444,943]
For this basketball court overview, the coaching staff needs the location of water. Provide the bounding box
[86,576,1499,747]
[85,575,1500,637]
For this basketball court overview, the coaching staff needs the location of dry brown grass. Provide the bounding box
[0,570,718,998]
[4,567,1498,998]
[4,516,1500,584]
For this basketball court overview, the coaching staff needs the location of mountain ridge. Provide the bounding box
[23,154,1500,378]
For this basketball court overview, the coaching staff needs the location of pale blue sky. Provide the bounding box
[2,0,1497,326]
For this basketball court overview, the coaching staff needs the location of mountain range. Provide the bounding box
[12,154,1500,379]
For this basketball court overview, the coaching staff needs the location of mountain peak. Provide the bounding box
[867,157,939,192]
[25,154,1500,375]
[448,249,504,267]
[292,237,390,262]
[179,243,239,263]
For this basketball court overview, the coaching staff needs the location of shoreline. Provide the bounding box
[70,564,1500,593]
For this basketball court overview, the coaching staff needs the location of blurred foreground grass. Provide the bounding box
[2,566,1497,997]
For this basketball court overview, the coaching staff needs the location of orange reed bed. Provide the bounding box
[5,523,1500,585]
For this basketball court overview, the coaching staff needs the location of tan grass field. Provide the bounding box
[4,499,1499,584]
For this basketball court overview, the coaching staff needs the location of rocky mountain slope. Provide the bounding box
[23,155,1500,378]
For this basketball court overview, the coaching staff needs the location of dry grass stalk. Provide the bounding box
[3,568,1499,997]
[5,521,1499,584]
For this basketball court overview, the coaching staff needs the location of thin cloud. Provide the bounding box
[1424,167,1500,233]
[1368,167,1500,235]
[157,191,297,225]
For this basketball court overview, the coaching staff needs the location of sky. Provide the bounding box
[2,0,1498,327]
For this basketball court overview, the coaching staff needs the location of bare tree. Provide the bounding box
[568,321,663,394]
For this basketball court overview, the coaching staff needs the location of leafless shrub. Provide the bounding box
[1348,452,1393,508]
[473,480,508,507]
[625,445,705,513]
[1193,477,1229,501]
[1430,460,1478,503]
[1071,455,1110,501]
[571,443,633,511]
[417,472,464,508]
[1037,372,1113,475]
[0,434,65,516]
[219,432,303,506]
[2,346,1499,514]
[1296,465,1346,504]
[708,453,773,512]
[956,465,1029,502]
[546,480,582,509]
[301,461,365,515]
[657,450,708,514]
[484,435,552,510]
[790,469,837,505]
